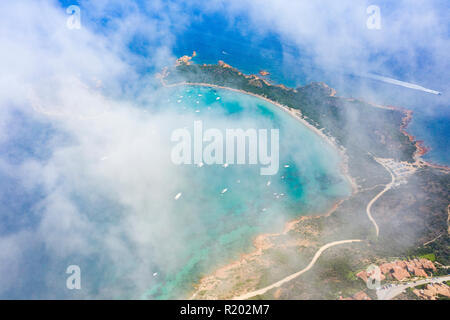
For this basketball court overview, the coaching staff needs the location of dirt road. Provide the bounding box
[233,239,363,300]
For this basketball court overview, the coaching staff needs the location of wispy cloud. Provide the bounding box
[199,0,449,92]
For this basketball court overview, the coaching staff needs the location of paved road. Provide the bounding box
[366,158,395,237]
[376,275,450,300]
[233,239,363,300]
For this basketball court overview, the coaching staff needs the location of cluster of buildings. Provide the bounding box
[340,258,439,300]
[357,258,436,282]
[413,283,450,300]
[376,158,418,186]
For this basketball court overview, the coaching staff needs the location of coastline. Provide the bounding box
[189,199,347,300]
[398,109,449,170]
[362,100,449,171]
[160,78,358,299]
[161,79,359,194]
[159,62,448,299]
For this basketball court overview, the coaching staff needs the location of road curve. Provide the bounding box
[366,158,395,237]
[233,239,363,300]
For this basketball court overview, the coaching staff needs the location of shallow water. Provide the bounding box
[142,86,351,299]
[0,87,350,299]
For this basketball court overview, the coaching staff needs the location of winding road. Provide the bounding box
[165,81,397,300]
[366,158,395,237]
[233,239,363,300]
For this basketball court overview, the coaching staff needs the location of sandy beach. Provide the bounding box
[160,77,361,299]
[159,67,448,299]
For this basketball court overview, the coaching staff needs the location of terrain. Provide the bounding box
[159,57,449,300]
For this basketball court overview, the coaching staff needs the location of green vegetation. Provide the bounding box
[405,287,419,300]
[164,62,450,300]
[165,63,417,163]
[406,234,450,266]
[415,284,427,290]
[346,271,357,281]
[419,253,436,262]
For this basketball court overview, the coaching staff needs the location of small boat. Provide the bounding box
[174,192,182,200]
[223,163,229,168]
[266,181,271,186]
[221,188,228,194]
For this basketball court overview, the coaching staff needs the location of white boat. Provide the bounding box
[174,192,182,200]
[221,188,228,194]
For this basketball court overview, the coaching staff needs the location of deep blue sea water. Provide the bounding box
[173,13,449,166]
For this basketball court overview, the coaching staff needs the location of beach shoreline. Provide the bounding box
[158,64,448,299]
[160,78,359,299]
[161,79,359,193]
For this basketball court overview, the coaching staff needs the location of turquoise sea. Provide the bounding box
[172,13,449,166]
[142,86,351,299]
[1,0,446,301]
[0,85,350,299]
